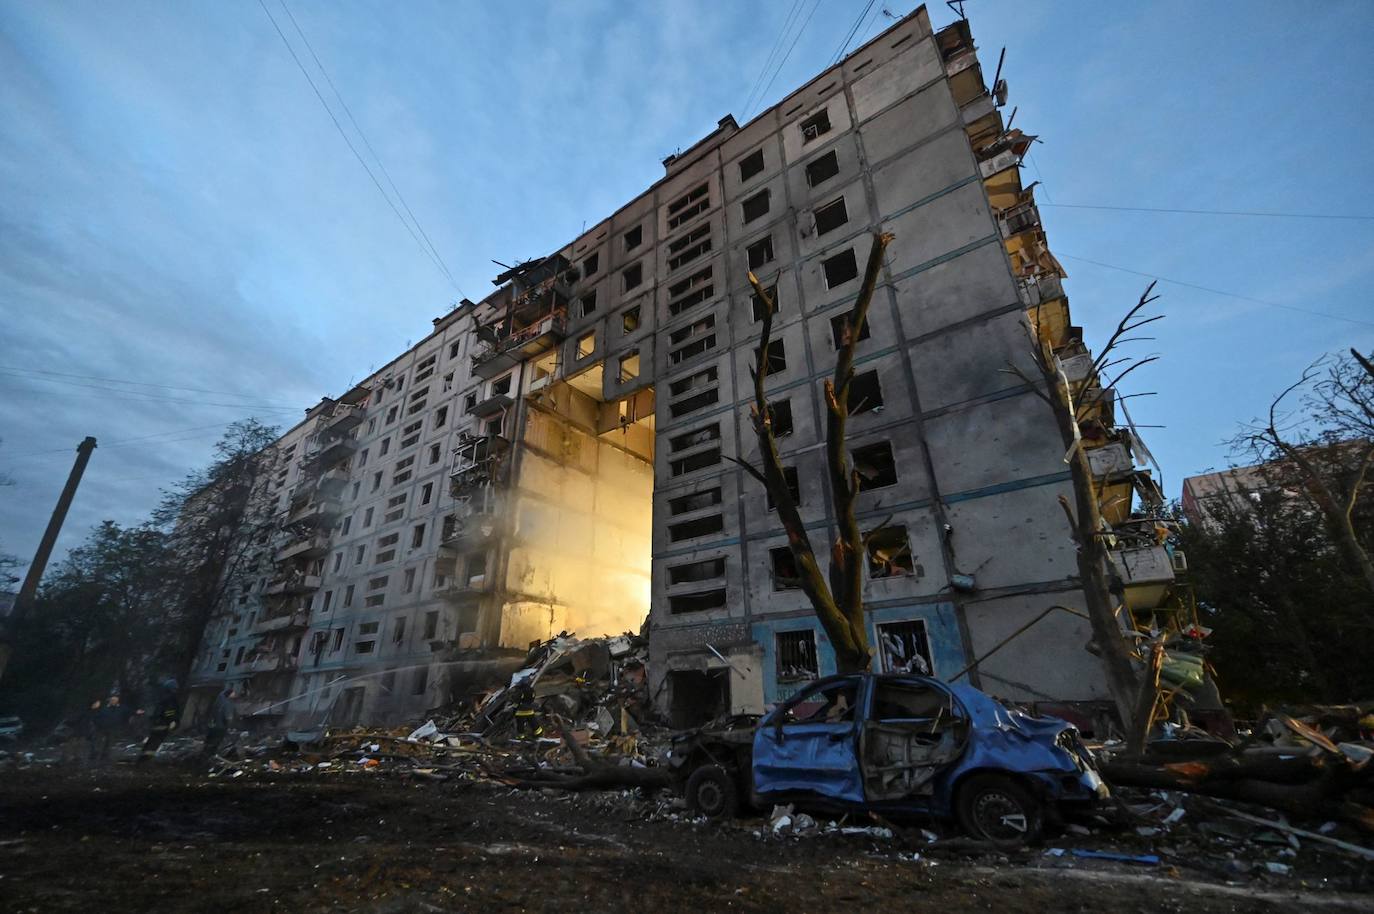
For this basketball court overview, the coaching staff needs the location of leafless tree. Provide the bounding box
[1235,349,1374,595]
[732,231,892,674]
[152,419,282,688]
[1006,283,1164,750]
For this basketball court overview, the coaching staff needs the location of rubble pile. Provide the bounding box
[1100,705,1374,827]
[196,632,674,788]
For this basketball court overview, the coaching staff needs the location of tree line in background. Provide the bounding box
[1181,349,1374,710]
[0,420,278,731]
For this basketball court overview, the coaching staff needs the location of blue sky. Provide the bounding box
[1,0,1371,571]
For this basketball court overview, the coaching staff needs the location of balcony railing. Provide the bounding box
[472,309,568,379]
[274,535,330,563]
[286,498,339,526]
[324,403,364,434]
[316,467,349,496]
[1108,545,1177,612]
[263,575,322,597]
[433,573,492,600]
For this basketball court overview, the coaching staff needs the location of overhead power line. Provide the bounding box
[0,364,302,403]
[276,0,463,294]
[1057,252,1374,329]
[1041,203,1374,222]
[255,0,464,295]
[745,0,823,120]
[4,415,292,461]
[0,372,302,411]
[829,0,877,67]
[741,0,805,120]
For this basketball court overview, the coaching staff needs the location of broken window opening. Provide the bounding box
[768,399,794,438]
[667,183,709,230]
[755,339,786,375]
[622,262,643,291]
[866,526,915,579]
[746,236,775,270]
[669,448,721,477]
[848,370,884,414]
[667,487,722,516]
[668,513,724,542]
[622,305,641,334]
[582,252,599,277]
[668,588,727,614]
[667,557,726,585]
[742,189,771,224]
[738,148,765,182]
[800,109,832,143]
[829,309,872,349]
[853,441,898,490]
[776,629,818,681]
[766,466,801,510]
[814,197,849,236]
[822,248,859,288]
[805,150,840,187]
[668,422,721,452]
[769,546,801,591]
[623,225,643,251]
[750,284,779,322]
[580,290,598,317]
[576,331,595,359]
[618,350,640,383]
[876,618,932,675]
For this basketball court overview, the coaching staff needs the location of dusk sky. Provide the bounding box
[2,1,1371,574]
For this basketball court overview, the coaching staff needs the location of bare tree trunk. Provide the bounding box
[737,232,893,674]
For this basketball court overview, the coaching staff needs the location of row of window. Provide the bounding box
[664,522,917,616]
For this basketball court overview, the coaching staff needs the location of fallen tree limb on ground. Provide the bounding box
[1100,750,1374,834]
[491,717,673,792]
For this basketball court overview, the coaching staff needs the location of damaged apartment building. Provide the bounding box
[188,5,1180,730]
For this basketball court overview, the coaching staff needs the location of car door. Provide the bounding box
[752,676,864,803]
[859,676,970,802]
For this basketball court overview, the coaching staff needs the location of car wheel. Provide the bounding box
[955,773,1043,847]
[685,764,738,819]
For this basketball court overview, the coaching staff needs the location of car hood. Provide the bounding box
[949,683,1080,774]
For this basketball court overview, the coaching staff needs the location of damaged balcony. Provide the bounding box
[315,467,349,497]
[449,436,509,496]
[1109,544,1178,612]
[302,432,357,470]
[976,129,1034,179]
[285,496,339,527]
[273,533,330,563]
[472,308,568,381]
[1087,439,1134,480]
[322,402,364,435]
[263,573,322,597]
[432,572,493,601]
[439,509,499,554]
[998,199,1041,238]
[467,391,514,418]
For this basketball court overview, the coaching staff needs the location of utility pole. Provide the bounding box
[0,437,97,680]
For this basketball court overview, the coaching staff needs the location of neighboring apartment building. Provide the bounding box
[1181,464,1275,529]
[190,6,1180,730]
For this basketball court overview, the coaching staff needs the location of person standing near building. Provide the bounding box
[90,694,127,764]
[201,687,236,759]
[137,678,180,763]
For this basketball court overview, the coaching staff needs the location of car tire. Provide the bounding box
[955,773,1043,847]
[685,764,738,819]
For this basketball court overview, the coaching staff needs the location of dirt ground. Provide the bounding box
[1,766,1370,914]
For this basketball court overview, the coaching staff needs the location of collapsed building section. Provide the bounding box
[187,5,1183,732]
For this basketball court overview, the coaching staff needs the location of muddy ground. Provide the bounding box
[1,766,1370,913]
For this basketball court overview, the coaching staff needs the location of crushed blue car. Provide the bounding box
[669,672,1108,845]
